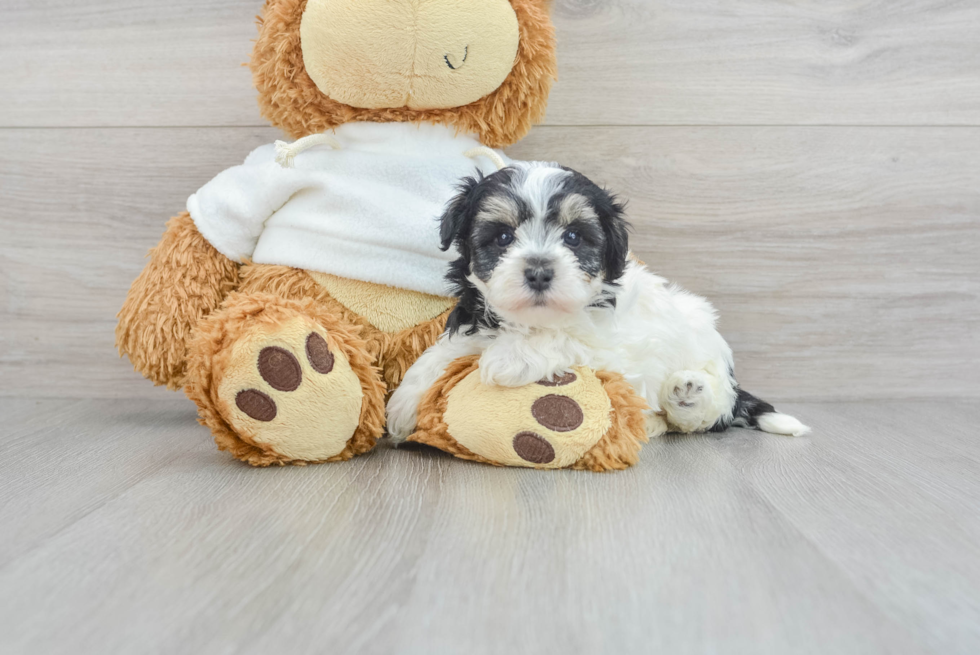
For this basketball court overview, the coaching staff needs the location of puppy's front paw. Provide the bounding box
[660,370,714,433]
[478,354,542,388]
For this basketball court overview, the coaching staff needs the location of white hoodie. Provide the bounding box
[187,122,508,297]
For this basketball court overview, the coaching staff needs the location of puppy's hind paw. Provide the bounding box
[660,370,714,433]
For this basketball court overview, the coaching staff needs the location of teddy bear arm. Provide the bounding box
[116,211,240,390]
[408,357,650,471]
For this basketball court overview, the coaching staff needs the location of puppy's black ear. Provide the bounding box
[560,167,632,284]
[594,189,631,283]
[440,175,483,251]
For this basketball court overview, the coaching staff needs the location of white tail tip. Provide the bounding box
[757,412,811,437]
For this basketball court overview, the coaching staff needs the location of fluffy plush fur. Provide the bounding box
[387,162,811,442]
[116,212,240,389]
[252,0,557,148]
[117,0,560,466]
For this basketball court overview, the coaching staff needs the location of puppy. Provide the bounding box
[387,162,809,443]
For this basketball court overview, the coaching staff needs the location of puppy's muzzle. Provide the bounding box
[524,259,555,293]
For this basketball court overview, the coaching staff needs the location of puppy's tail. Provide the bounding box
[716,389,811,437]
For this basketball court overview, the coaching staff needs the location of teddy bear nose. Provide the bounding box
[524,264,554,292]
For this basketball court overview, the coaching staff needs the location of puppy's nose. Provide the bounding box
[524,265,554,292]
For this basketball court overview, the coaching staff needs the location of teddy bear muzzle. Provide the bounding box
[299,0,521,110]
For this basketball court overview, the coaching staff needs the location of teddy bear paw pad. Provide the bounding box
[234,334,331,420]
[511,431,555,464]
[442,367,613,469]
[218,322,364,462]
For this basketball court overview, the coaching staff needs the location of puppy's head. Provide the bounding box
[441,162,630,332]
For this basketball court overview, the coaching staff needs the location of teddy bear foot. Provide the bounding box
[186,293,386,466]
[407,357,651,471]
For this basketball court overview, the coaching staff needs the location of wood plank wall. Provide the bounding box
[1,0,978,400]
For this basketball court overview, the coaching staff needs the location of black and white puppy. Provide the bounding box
[387,162,809,441]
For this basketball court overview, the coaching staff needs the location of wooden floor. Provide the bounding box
[0,398,978,654]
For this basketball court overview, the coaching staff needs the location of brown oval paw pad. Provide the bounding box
[532,395,584,432]
[306,332,335,374]
[236,389,277,422]
[512,431,556,464]
[258,347,302,392]
[537,372,577,387]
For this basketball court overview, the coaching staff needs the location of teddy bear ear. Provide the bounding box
[250,0,557,147]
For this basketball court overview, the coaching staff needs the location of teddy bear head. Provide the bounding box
[251,0,557,148]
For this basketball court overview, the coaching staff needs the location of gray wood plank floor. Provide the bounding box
[0,398,980,654]
[1,398,977,655]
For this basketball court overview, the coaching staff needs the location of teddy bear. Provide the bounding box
[116,0,654,471]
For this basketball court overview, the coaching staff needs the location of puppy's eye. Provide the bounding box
[563,230,582,247]
[495,230,515,248]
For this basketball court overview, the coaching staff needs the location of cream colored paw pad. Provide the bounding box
[219,322,363,462]
[443,367,613,469]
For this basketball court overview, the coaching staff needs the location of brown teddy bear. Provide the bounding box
[117,0,652,470]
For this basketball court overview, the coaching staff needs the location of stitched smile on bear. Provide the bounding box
[445,46,469,71]
[300,0,520,110]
